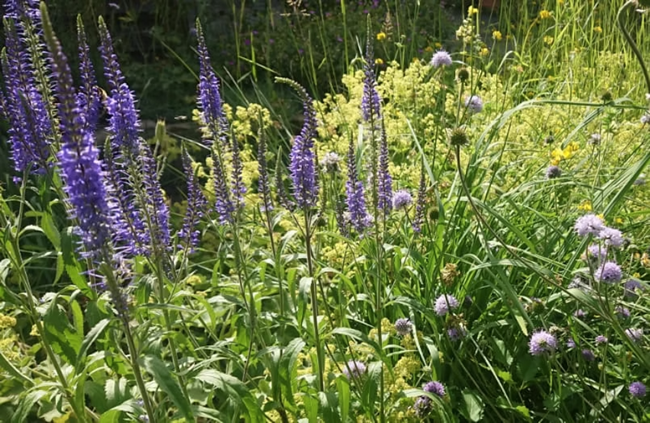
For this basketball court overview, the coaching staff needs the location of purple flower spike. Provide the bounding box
[178,151,208,252]
[377,127,393,211]
[346,137,371,234]
[361,32,382,122]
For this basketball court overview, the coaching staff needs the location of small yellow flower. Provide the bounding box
[615,217,623,224]
[468,6,479,15]
[539,10,552,19]
[593,26,602,34]
[543,36,554,46]
[596,213,605,221]
[30,324,40,337]
[424,45,433,52]
[577,201,592,212]
[375,58,384,65]
[492,30,502,41]
[480,47,489,57]
[434,42,442,48]
[376,32,386,41]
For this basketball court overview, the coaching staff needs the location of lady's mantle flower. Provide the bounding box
[342,360,366,379]
[430,50,452,67]
[574,214,605,237]
[465,95,483,113]
[529,330,557,355]
[394,318,413,336]
[392,190,413,210]
[594,261,622,283]
[434,294,459,316]
[629,382,646,398]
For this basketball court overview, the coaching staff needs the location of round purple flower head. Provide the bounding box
[394,318,413,336]
[584,244,607,262]
[573,309,587,318]
[566,338,576,349]
[434,294,459,316]
[447,326,467,341]
[465,95,483,113]
[581,349,595,361]
[574,214,605,237]
[595,335,608,345]
[625,328,643,343]
[392,189,413,210]
[529,330,557,356]
[594,261,622,283]
[423,381,446,397]
[430,50,452,67]
[624,278,645,299]
[629,382,646,398]
[342,360,366,379]
[597,227,624,248]
[615,306,631,319]
[413,396,432,417]
[546,165,562,179]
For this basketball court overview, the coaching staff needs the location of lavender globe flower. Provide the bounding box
[447,326,467,341]
[595,335,608,345]
[584,244,607,262]
[465,95,483,113]
[573,309,587,318]
[594,261,622,283]
[413,396,432,417]
[546,165,562,179]
[597,227,624,248]
[624,278,644,299]
[394,318,412,336]
[434,294,459,316]
[574,214,605,237]
[615,306,630,319]
[321,152,341,173]
[529,330,557,355]
[430,50,452,67]
[581,349,595,361]
[566,338,576,348]
[423,381,445,397]
[625,328,643,343]
[342,360,366,379]
[629,382,646,398]
[392,189,413,210]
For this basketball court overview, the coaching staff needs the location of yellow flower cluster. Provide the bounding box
[539,10,552,19]
[492,30,503,41]
[0,314,16,329]
[550,142,579,165]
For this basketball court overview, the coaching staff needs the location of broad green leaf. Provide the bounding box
[337,377,350,423]
[141,355,194,421]
[461,390,484,422]
[43,301,81,365]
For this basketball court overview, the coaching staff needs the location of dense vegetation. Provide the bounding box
[0,0,649,422]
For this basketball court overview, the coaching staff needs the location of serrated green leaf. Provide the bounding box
[43,301,81,365]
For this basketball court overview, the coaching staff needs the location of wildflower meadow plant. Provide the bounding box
[0,1,649,422]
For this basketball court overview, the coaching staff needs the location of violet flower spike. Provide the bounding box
[346,138,371,234]
[412,168,427,232]
[212,150,235,225]
[178,150,208,252]
[77,17,101,133]
[195,20,228,146]
[361,30,382,123]
[231,136,246,208]
[377,126,393,211]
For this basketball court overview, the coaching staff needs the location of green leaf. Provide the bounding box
[337,377,350,423]
[194,369,264,422]
[61,227,93,297]
[0,349,32,385]
[461,390,484,422]
[41,212,61,249]
[98,409,121,423]
[43,301,82,365]
[11,390,46,423]
[141,355,194,421]
[76,319,111,373]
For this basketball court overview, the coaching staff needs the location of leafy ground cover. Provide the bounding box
[0,0,649,422]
